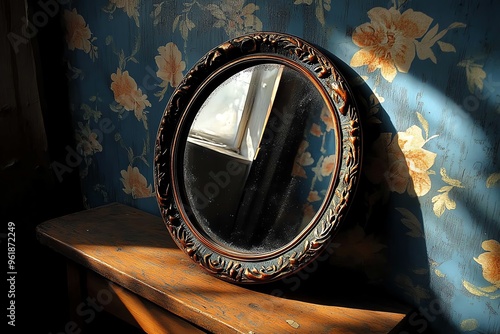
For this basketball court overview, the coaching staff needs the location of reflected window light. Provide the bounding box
[188,64,284,161]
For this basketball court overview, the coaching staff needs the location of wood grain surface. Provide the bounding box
[36,202,411,334]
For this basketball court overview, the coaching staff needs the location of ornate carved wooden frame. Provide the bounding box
[154,32,362,284]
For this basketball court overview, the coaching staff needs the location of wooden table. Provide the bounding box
[36,202,412,334]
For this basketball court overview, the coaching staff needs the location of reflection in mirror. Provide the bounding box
[182,63,337,254]
[188,64,284,161]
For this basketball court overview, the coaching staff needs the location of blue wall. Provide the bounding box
[60,1,499,332]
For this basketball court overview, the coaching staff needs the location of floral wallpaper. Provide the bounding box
[59,1,499,333]
[291,104,337,227]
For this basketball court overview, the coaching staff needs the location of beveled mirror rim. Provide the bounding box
[154,32,362,284]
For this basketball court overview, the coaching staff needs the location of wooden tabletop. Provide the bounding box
[36,202,410,334]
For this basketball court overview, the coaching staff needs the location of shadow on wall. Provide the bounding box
[332,51,449,333]
[247,51,446,333]
[1,1,85,332]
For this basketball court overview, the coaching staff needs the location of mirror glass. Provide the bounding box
[155,32,362,283]
[181,63,337,254]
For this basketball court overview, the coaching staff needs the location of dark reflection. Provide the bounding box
[182,63,335,253]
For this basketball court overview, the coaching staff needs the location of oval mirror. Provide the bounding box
[154,32,362,284]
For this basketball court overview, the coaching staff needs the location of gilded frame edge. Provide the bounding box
[154,32,362,284]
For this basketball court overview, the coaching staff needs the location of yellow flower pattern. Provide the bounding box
[475,240,500,287]
[110,68,151,128]
[120,165,154,199]
[174,0,262,42]
[391,125,437,196]
[458,59,487,94]
[103,0,141,27]
[293,0,331,26]
[431,168,464,217]
[292,140,314,178]
[350,7,465,82]
[59,2,499,332]
[154,42,186,101]
[463,239,500,299]
[63,8,98,60]
[486,173,500,188]
[365,116,437,197]
[75,122,103,157]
